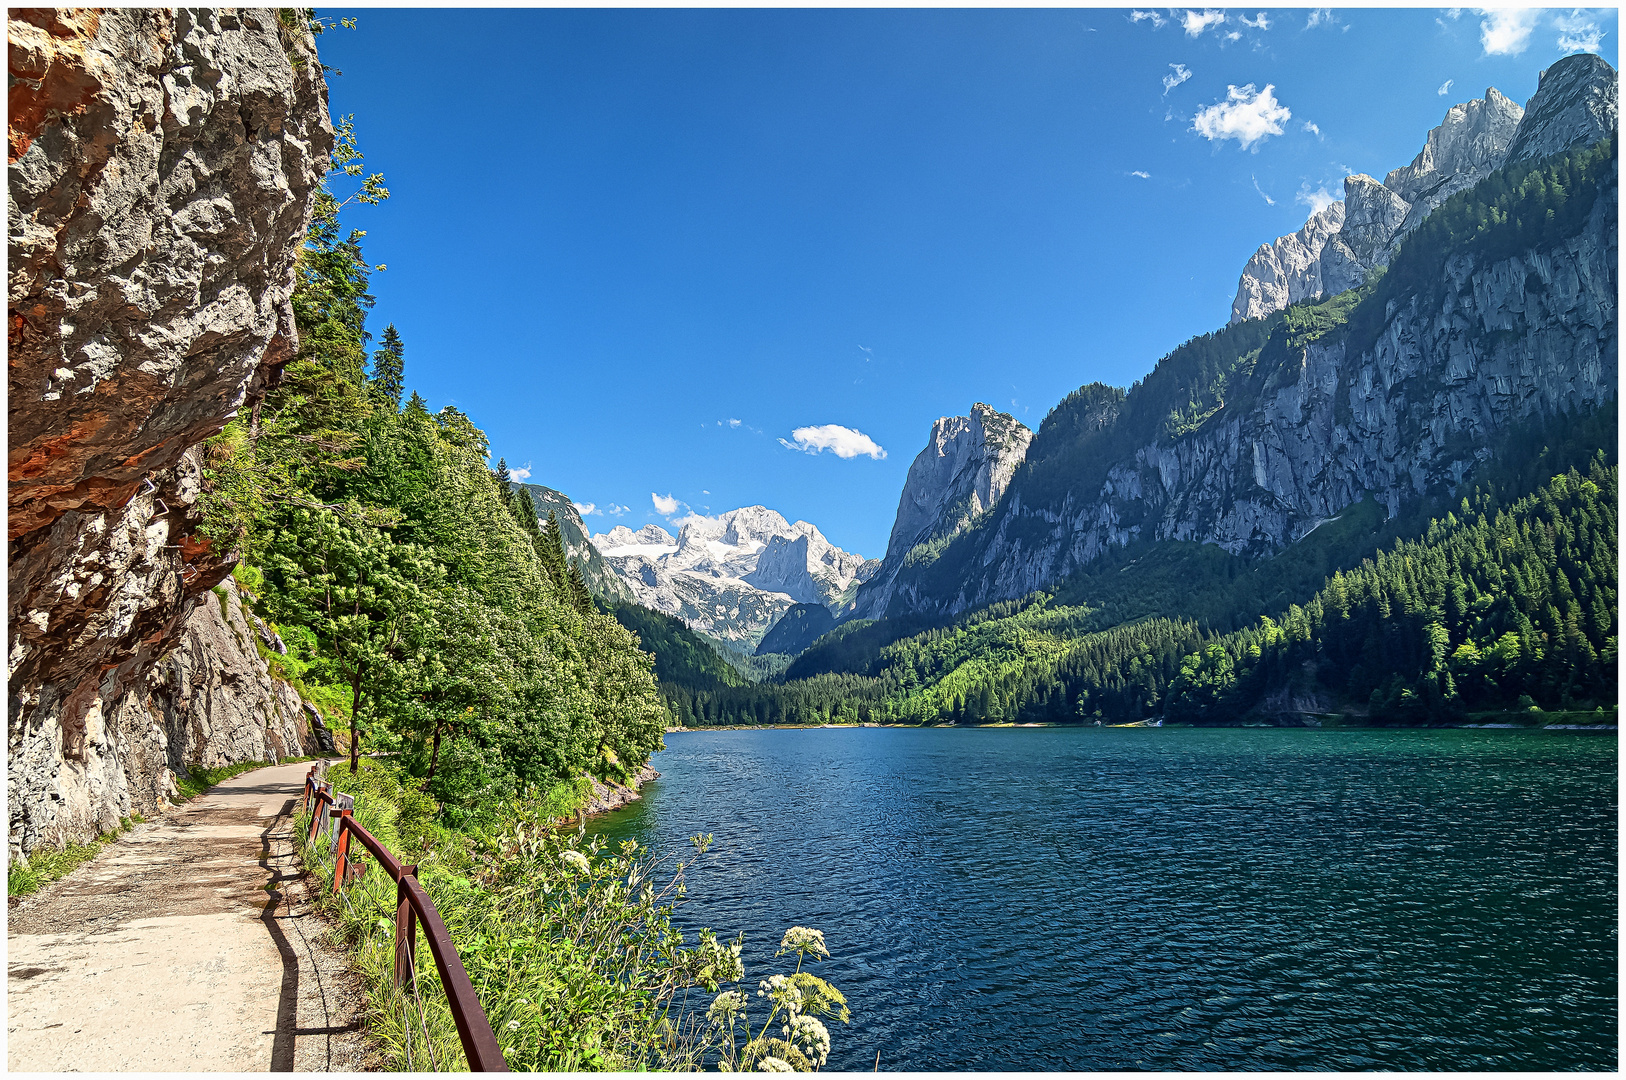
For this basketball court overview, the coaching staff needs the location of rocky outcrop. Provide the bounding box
[1386,87,1526,232]
[580,765,659,817]
[851,403,1032,619]
[8,9,331,859]
[1231,201,1345,324]
[895,165,1616,616]
[1506,53,1619,165]
[1232,80,1528,323]
[143,576,310,771]
[592,507,871,648]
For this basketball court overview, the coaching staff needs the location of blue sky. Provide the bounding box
[315,7,1616,558]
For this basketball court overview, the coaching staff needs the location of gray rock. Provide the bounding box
[1231,201,1345,324]
[852,403,1032,619]
[1505,52,1619,165]
[8,9,329,860]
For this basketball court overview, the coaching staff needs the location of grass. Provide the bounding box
[8,815,144,897]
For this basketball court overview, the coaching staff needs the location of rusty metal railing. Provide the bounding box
[302,765,508,1072]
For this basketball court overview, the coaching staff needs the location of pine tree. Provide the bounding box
[369,323,404,408]
[539,510,569,594]
[567,557,594,614]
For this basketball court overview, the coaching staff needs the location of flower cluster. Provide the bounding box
[756,1056,794,1072]
[708,990,749,1024]
[777,926,829,961]
[784,1015,831,1067]
[560,850,590,874]
[758,974,803,1017]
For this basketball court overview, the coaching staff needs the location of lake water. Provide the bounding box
[596,726,1617,1070]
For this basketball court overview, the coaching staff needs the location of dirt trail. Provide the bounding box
[7,760,379,1071]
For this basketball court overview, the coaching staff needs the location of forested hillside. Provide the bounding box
[198,121,666,820]
[662,138,1618,731]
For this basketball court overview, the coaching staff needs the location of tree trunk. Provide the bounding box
[424,723,443,785]
[349,658,365,774]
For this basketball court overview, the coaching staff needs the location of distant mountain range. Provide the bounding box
[587,507,878,651]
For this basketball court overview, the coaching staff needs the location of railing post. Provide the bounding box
[330,810,353,893]
[306,795,324,843]
[394,864,420,987]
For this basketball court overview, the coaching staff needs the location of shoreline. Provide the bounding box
[663,718,1617,734]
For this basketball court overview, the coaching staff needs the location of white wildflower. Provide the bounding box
[560,850,590,873]
[758,974,803,1016]
[777,926,829,959]
[785,1015,831,1067]
[707,990,749,1025]
[506,1020,521,1031]
[756,1057,794,1072]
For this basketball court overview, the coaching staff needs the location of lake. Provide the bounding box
[596,726,1617,1070]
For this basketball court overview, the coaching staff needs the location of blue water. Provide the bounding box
[596,726,1617,1070]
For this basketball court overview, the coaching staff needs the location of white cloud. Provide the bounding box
[1181,9,1227,36]
[573,501,601,517]
[1192,83,1291,150]
[778,424,887,460]
[1438,78,1455,96]
[1239,12,1271,29]
[1305,8,1337,29]
[1224,30,1241,41]
[510,462,532,482]
[1131,170,1152,179]
[1555,9,1605,53]
[1296,185,1340,215]
[652,492,683,516]
[1302,120,1322,137]
[1163,63,1193,94]
[1251,175,1276,205]
[1130,9,1167,28]
[1477,8,1538,55]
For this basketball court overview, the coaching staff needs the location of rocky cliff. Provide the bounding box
[850,403,1032,619]
[1228,58,1618,324]
[8,9,332,859]
[876,64,1615,621]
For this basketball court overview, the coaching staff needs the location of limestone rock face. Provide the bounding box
[1228,75,1544,324]
[1317,174,1413,295]
[1506,52,1620,165]
[1386,87,1524,233]
[890,170,1617,617]
[851,403,1032,619]
[8,9,330,859]
[1231,202,1345,324]
[142,576,310,773]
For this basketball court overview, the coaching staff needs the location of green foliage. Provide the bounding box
[298,761,844,1071]
[608,603,745,692]
[193,111,668,819]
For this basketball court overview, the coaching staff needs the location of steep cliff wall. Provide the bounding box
[1227,55,1620,325]
[8,9,332,859]
[851,403,1032,619]
[882,147,1616,619]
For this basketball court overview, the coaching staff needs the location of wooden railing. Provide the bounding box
[302,765,508,1072]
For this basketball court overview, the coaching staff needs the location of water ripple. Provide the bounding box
[597,727,1617,1070]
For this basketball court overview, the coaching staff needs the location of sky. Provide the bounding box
[315,6,1617,558]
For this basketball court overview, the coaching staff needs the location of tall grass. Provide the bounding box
[295,759,849,1071]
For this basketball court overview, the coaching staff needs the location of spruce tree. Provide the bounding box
[539,510,569,594]
[567,557,594,614]
[370,323,405,408]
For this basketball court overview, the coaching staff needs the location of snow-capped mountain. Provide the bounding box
[591,507,878,649]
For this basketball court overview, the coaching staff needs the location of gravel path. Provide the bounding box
[7,760,380,1071]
